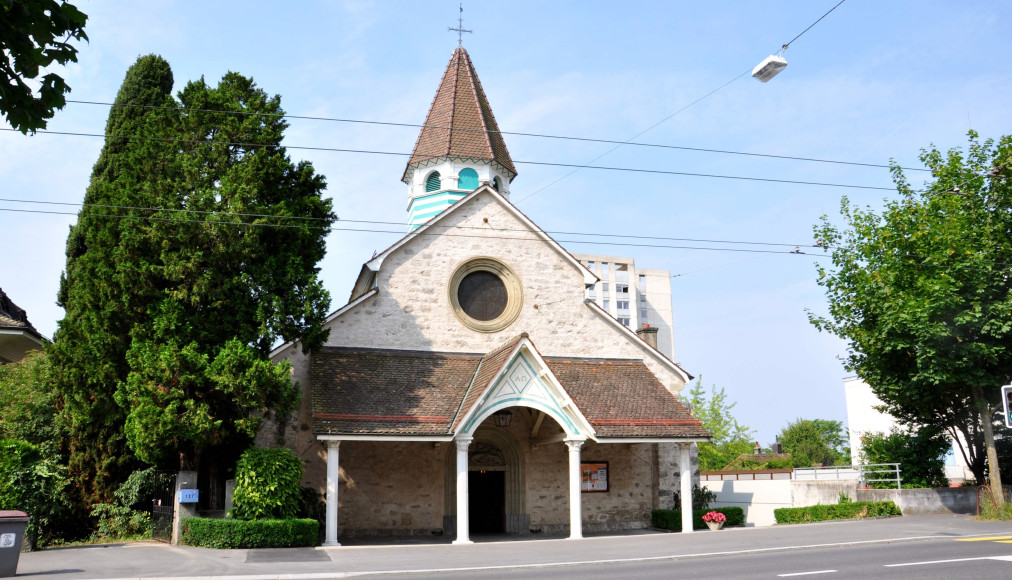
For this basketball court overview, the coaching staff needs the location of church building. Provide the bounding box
[269,46,709,545]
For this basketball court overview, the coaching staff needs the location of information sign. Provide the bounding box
[178,489,199,503]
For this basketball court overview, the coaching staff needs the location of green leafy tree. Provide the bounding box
[0,350,59,456]
[51,56,334,506]
[0,0,88,133]
[860,427,949,488]
[687,378,754,470]
[0,439,71,549]
[50,54,180,505]
[114,71,333,473]
[811,132,1012,494]
[778,418,846,467]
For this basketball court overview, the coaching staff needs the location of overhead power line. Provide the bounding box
[0,127,895,192]
[0,197,829,249]
[64,99,925,173]
[0,206,825,257]
[783,0,847,50]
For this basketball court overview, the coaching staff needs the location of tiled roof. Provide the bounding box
[402,47,517,182]
[312,347,480,435]
[546,358,709,438]
[0,288,41,338]
[451,335,524,431]
[312,342,708,440]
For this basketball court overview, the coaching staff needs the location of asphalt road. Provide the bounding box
[15,515,1012,579]
[390,536,1012,579]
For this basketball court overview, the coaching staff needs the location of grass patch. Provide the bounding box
[978,487,1012,521]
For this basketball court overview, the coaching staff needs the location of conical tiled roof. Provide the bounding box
[402,47,517,183]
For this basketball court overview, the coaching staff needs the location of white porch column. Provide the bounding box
[566,439,584,540]
[453,436,473,545]
[680,443,693,534]
[324,441,341,546]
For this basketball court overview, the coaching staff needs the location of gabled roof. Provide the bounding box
[0,288,41,338]
[0,287,45,363]
[402,47,517,183]
[311,336,709,440]
[358,184,596,287]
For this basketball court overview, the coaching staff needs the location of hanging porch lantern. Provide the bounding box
[492,409,513,427]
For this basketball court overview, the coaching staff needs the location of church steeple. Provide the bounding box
[403,47,517,229]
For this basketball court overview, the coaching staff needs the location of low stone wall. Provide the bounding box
[856,487,976,515]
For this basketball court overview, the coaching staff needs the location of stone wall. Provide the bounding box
[339,441,446,537]
[856,487,976,515]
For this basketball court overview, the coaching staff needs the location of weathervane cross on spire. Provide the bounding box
[448,3,472,47]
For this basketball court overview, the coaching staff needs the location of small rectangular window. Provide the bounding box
[617,301,629,310]
[603,300,610,310]
[618,317,630,326]
[640,310,648,320]
[639,274,646,289]
[587,261,595,271]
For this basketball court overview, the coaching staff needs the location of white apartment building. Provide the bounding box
[844,376,971,483]
[573,254,675,360]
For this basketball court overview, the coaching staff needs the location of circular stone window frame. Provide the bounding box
[448,257,523,333]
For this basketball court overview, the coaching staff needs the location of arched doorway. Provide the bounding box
[444,425,528,534]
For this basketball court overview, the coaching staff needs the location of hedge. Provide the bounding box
[180,517,318,548]
[774,501,901,524]
[651,507,745,531]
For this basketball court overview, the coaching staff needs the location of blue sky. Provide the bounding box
[2,1,1010,447]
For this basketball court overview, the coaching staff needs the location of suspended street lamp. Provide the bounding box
[752,45,788,83]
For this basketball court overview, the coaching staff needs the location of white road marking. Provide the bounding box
[886,555,1012,567]
[85,532,1012,580]
[778,570,838,577]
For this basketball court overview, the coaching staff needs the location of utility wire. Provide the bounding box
[517,69,753,202]
[783,0,847,49]
[0,206,823,257]
[0,127,895,192]
[64,99,926,173]
[520,0,849,202]
[0,197,828,249]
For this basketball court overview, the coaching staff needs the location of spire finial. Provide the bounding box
[448,3,472,47]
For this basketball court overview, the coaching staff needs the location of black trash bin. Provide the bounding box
[0,511,29,577]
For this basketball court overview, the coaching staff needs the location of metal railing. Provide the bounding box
[792,463,902,489]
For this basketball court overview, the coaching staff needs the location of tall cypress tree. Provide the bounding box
[115,72,334,476]
[50,54,181,505]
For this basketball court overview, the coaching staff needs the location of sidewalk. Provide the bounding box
[16,515,1012,579]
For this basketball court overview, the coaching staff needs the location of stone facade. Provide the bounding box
[299,423,695,537]
[266,190,696,516]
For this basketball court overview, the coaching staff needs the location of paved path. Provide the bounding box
[15,515,1012,579]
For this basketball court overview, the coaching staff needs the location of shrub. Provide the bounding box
[180,517,318,548]
[298,486,326,543]
[90,467,160,540]
[860,428,948,488]
[773,500,901,524]
[0,439,71,550]
[651,506,746,531]
[231,447,303,520]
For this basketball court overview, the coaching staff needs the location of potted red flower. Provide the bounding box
[702,510,727,531]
